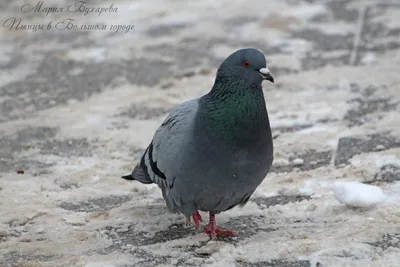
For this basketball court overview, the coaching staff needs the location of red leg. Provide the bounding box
[203,212,237,240]
[186,211,203,229]
[192,211,203,228]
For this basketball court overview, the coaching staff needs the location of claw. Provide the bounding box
[203,212,237,240]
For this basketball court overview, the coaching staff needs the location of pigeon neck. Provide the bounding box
[200,77,270,144]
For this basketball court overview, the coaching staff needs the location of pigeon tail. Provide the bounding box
[121,164,153,184]
[121,174,134,180]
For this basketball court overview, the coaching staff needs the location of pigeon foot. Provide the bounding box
[203,212,237,240]
[186,211,203,228]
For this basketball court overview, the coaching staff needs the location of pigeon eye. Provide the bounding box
[243,61,250,68]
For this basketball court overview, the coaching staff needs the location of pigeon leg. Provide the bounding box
[192,211,203,228]
[204,212,237,240]
[186,211,203,228]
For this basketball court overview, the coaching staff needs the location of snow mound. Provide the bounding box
[332,182,387,208]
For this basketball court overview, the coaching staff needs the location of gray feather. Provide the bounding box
[129,99,199,214]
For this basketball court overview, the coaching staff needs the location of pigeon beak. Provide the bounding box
[259,67,274,83]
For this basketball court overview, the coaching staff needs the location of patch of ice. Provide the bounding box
[361,52,378,65]
[299,187,313,196]
[332,182,386,208]
[292,158,304,166]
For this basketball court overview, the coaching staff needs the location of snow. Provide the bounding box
[292,158,304,166]
[66,47,108,63]
[361,52,378,65]
[299,187,313,196]
[332,182,387,208]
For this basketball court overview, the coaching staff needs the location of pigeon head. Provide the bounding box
[218,48,274,84]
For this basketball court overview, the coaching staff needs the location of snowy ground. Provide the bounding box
[1,0,400,266]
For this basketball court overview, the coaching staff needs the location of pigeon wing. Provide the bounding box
[132,99,198,191]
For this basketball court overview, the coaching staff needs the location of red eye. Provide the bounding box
[243,61,250,68]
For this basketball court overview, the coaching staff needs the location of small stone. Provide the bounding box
[310,161,317,165]
[161,82,174,89]
[199,68,212,75]
[301,233,309,239]
[20,237,32,242]
[35,226,45,234]
[236,256,244,262]
[175,71,195,79]
[375,144,385,151]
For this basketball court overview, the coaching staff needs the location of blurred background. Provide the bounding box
[0,0,399,266]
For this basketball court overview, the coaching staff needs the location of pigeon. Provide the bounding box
[122,48,274,240]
